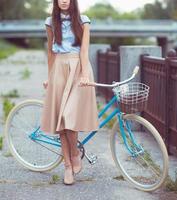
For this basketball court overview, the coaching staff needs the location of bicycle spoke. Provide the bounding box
[5,100,63,171]
[32,140,63,157]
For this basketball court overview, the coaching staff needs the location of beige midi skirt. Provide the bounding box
[40,52,99,134]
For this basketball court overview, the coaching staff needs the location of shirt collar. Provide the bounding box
[60,12,70,19]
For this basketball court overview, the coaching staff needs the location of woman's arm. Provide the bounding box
[45,25,55,78]
[80,23,90,77]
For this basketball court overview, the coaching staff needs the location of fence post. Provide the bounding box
[97,49,101,83]
[165,49,177,154]
[105,48,110,102]
[97,48,109,100]
[140,54,149,82]
[140,54,150,119]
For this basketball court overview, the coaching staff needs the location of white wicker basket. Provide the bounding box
[113,82,150,113]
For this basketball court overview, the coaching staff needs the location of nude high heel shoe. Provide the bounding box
[63,165,74,185]
[71,150,82,174]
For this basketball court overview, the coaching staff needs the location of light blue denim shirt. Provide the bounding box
[45,14,91,53]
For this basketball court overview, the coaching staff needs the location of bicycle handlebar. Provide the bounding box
[88,66,140,88]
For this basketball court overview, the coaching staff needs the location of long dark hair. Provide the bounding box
[52,0,83,46]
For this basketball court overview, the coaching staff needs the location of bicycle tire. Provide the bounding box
[110,114,168,192]
[4,99,63,172]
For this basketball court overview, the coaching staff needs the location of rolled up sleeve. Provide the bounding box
[80,15,91,25]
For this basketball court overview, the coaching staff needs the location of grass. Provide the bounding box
[19,67,32,80]
[142,150,161,172]
[1,89,20,98]
[97,101,117,129]
[0,39,19,60]
[2,97,15,121]
[165,173,177,192]
[0,136,3,150]
[113,175,125,181]
[49,174,60,184]
[77,178,95,182]
[9,60,28,65]
[3,151,12,157]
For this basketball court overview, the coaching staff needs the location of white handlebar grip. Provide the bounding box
[133,66,140,75]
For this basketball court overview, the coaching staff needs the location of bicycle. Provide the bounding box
[4,66,168,192]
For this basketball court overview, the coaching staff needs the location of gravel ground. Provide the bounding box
[0,49,177,200]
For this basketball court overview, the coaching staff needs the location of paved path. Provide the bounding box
[0,50,177,200]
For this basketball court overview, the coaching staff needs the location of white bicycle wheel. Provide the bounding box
[5,99,63,172]
[110,114,168,192]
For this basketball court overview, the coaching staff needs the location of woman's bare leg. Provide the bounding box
[58,129,74,184]
[65,130,79,157]
[66,129,82,174]
[58,129,72,167]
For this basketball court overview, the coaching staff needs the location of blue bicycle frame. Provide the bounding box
[29,93,143,157]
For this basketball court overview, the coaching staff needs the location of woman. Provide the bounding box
[40,0,99,185]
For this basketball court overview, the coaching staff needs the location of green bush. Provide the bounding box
[49,174,60,184]
[2,97,15,121]
[0,136,3,150]
[1,89,20,98]
[165,174,177,192]
[97,101,117,129]
[0,39,18,60]
[19,67,32,80]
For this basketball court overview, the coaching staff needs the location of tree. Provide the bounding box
[141,0,177,19]
[0,0,49,20]
[84,3,139,50]
[141,0,169,19]
[84,3,119,20]
[84,2,140,20]
[0,0,26,20]
[23,0,49,19]
[163,0,177,19]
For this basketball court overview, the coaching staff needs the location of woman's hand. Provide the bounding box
[78,75,96,87]
[78,76,90,87]
[43,80,48,89]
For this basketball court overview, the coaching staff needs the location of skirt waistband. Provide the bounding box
[54,52,80,59]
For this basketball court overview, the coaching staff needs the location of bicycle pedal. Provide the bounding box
[89,158,97,165]
[85,152,98,165]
